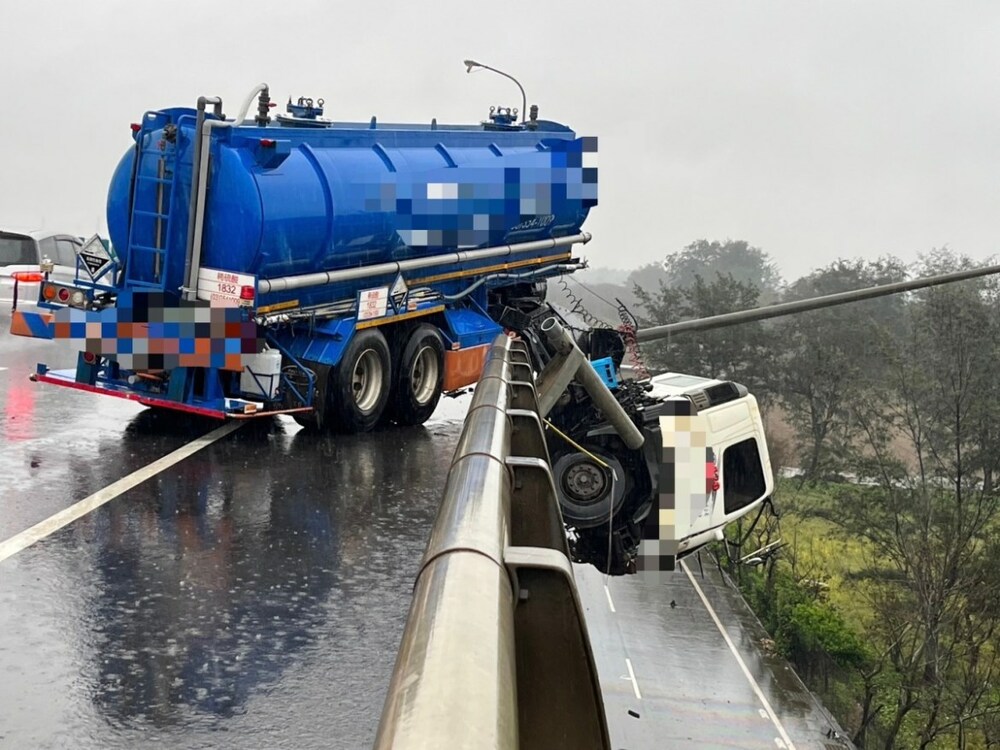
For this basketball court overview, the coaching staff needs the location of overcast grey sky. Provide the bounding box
[2,1,998,281]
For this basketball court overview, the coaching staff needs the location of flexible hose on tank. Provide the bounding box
[234,83,269,124]
[440,264,581,302]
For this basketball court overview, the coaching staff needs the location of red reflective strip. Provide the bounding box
[33,371,309,420]
[11,272,44,283]
[33,373,227,419]
[229,407,314,419]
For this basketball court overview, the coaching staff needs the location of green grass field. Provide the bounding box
[773,479,874,626]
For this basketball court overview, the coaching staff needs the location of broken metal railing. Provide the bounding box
[374,333,610,750]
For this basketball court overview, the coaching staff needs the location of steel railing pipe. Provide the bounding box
[374,335,520,750]
[635,261,1000,342]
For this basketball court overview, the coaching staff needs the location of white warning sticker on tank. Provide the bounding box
[358,286,389,320]
[197,267,256,307]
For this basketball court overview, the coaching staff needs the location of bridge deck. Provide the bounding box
[577,560,849,749]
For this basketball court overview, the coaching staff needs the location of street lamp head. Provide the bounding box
[461,59,527,126]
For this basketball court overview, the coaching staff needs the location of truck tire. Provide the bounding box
[386,324,445,426]
[552,446,627,529]
[329,329,392,432]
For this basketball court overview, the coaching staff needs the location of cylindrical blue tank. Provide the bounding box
[108,107,597,305]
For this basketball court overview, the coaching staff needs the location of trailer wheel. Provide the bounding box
[385,324,445,426]
[329,329,392,432]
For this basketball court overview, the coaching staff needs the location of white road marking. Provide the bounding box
[759,708,770,720]
[604,584,617,613]
[681,561,797,750]
[0,421,242,563]
[0,367,8,372]
[624,657,642,700]
[775,739,788,749]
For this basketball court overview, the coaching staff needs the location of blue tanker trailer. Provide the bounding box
[12,84,596,431]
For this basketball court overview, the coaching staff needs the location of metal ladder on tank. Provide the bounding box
[123,112,180,292]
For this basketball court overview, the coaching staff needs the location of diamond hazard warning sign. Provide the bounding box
[76,235,114,280]
[389,274,408,312]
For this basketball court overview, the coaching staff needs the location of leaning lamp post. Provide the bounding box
[463,59,527,125]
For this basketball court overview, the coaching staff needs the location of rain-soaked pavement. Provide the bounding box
[582,563,849,749]
[1,319,846,749]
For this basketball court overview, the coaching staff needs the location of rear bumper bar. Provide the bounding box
[30,369,312,420]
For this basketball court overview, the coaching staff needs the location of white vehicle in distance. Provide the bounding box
[0,230,83,312]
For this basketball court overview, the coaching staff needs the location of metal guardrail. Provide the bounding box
[374,334,610,750]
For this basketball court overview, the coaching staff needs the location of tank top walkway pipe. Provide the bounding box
[375,334,610,750]
[182,84,269,301]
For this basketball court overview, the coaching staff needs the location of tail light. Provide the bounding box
[41,283,88,308]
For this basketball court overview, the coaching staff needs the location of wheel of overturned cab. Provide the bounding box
[328,328,392,432]
[552,448,627,529]
[385,324,445,426]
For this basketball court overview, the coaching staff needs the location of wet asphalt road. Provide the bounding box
[0,323,466,748]
[1,319,844,749]
[582,563,848,749]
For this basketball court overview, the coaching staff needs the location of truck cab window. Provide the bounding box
[723,438,767,514]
